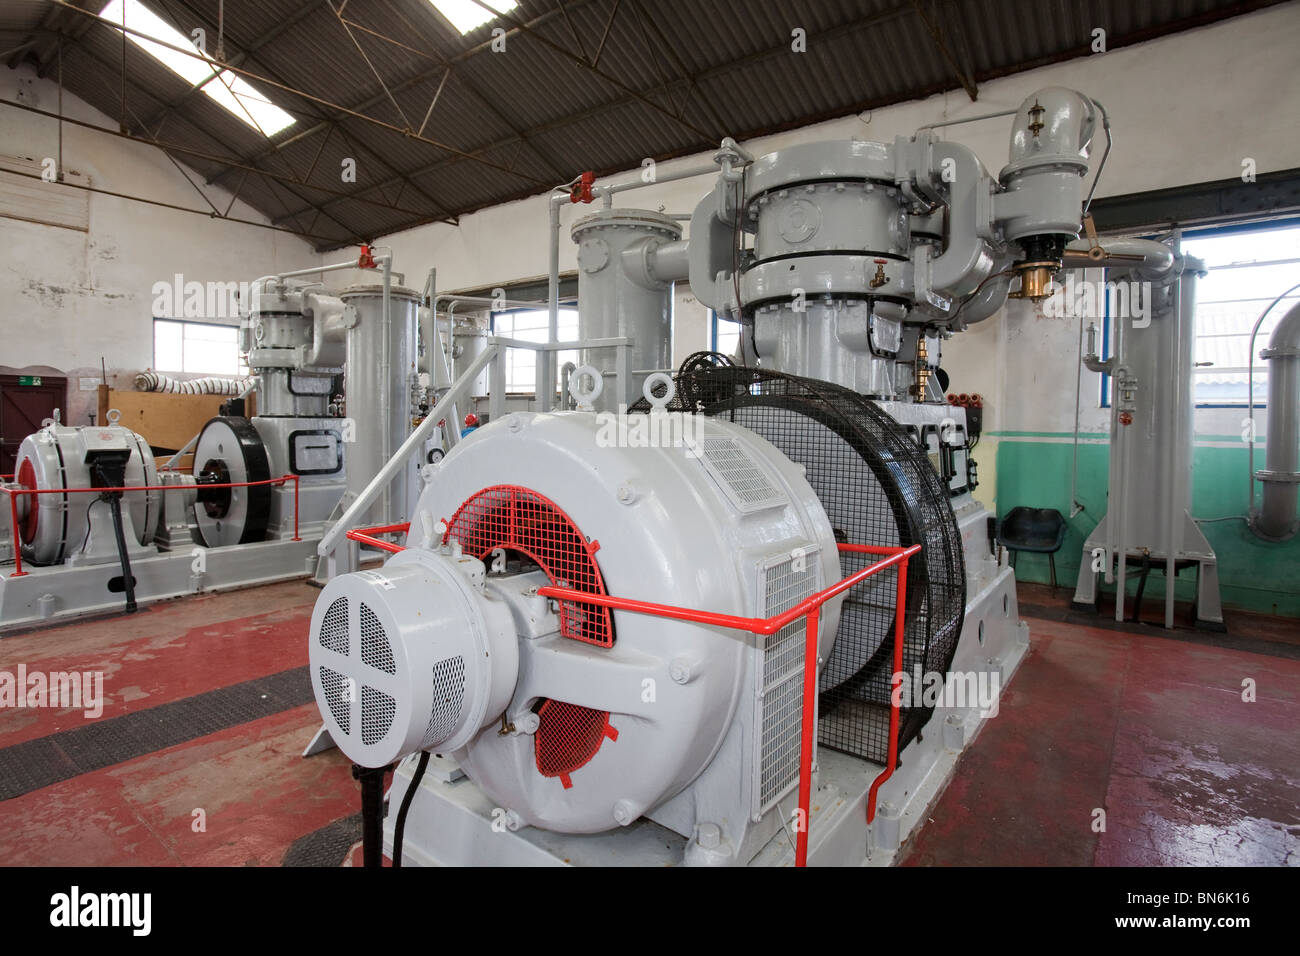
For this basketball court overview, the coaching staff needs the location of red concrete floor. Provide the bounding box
[1,577,1296,866]
[901,583,1300,866]
[0,580,361,866]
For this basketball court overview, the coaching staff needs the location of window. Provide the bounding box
[1181,221,1300,405]
[153,319,248,376]
[427,0,519,35]
[712,311,741,357]
[1097,221,1300,407]
[100,0,295,136]
[490,309,578,394]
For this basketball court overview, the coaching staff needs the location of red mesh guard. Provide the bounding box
[442,485,614,648]
[16,458,37,545]
[534,699,619,789]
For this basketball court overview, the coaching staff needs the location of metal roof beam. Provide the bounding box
[909,0,978,101]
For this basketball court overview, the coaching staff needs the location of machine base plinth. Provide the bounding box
[0,536,322,634]
[376,562,1028,866]
[1072,511,1224,629]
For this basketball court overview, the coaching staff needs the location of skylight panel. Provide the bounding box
[427,0,519,36]
[100,0,295,137]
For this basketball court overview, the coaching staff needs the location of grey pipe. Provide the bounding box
[546,193,564,413]
[560,361,576,411]
[1063,237,1175,279]
[318,344,499,561]
[1251,302,1300,540]
[1246,280,1300,513]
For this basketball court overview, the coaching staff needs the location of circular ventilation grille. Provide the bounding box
[307,552,514,768]
[442,485,615,648]
[314,596,399,747]
[441,485,619,787]
[534,699,619,790]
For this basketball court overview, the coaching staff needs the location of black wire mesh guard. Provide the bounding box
[634,354,967,764]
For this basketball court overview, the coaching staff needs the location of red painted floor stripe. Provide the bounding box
[0,703,357,867]
[0,581,317,749]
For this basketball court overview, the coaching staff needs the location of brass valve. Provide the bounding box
[869,259,888,289]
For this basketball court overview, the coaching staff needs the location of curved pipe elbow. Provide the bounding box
[926,142,996,297]
[957,271,1013,326]
[1064,237,1175,280]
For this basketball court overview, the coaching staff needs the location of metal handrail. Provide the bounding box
[343,520,918,867]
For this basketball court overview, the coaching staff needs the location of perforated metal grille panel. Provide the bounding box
[442,485,614,648]
[756,552,819,814]
[634,359,966,765]
[319,666,351,735]
[318,597,349,654]
[360,684,396,746]
[422,656,467,749]
[534,699,618,789]
[359,603,396,675]
[698,437,787,513]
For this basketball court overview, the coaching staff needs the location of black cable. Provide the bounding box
[104,493,137,614]
[392,751,430,868]
[79,496,101,555]
[352,763,392,869]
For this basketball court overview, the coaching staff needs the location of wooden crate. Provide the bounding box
[97,386,255,452]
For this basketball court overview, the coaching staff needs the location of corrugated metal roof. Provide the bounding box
[1,0,1287,249]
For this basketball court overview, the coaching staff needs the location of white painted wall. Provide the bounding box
[374,4,1300,507]
[0,62,319,427]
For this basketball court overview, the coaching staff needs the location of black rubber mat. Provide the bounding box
[0,665,314,800]
[281,812,363,867]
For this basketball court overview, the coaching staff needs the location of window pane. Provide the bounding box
[492,308,578,393]
[714,315,741,357]
[1180,223,1300,405]
[154,320,243,376]
[154,321,184,372]
[183,323,240,375]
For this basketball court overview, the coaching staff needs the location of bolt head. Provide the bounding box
[697,823,722,849]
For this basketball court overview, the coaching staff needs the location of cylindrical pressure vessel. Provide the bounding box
[340,284,420,525]
[571,208,682,411]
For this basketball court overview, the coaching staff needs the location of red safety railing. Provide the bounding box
[1,474,300,577]
[343,521,917,867]
[347,521,411,554]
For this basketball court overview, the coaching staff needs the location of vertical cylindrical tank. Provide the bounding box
[340,284,420,525]
[1253,302,1300,540]
[571,208,682,410]
[1111,262,1199,554]
[450,321,491,399]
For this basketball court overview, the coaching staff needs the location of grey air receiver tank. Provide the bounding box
[340,284,420,527]
[572,208,682,411]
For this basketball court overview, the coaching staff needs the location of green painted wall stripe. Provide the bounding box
[995,439,1300,617]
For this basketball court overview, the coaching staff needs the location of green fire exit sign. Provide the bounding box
[17,376,42,386]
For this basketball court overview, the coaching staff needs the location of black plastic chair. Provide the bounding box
[999,507,1068,588]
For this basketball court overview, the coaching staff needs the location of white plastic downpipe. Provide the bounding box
[1252,302,1300,540]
